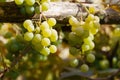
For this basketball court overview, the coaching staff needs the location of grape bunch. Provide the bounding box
[14,0,50,15]
[23,18,58,56]
[68,7,100,72]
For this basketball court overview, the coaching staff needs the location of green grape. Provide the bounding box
[83,21,93,30]
[86,53,95,63]
[82,44,90,52]
[68,32,82,46]
[47,18,56,27]
[83,37,92,44]
[42,29,51,37]
[42,2,49,11]
[40,47,50,56]
[88,41,95,50]
[90,27,98,35]
[49,45,57,53]
[89,6,95,14]
[50,29,58,42]
[113,28,120,36]
[80,64,89,72]
[27,25,35,32]
[89,33,94,40]
[69,47,80,56]
[23,19,33,29]
[99,59,109,69]
[41,38,50,46]
[94,16,100,22]
[69,16,79,26]
[24,32,34,41]
[20,7,26,15]
[41,0,50,3]
[25,0,35,6]
[70,58,79,67]
[93,21,100,29]
[32,34,42,44]
[40,21,49,31]
[35,6,40,14]
[74,27,84,37]
[25,6,35,15]
[35,27,40,33]
[112,57,117,65]
[85,14,94,22]
[15,0,24,5]
[33,43,43,52]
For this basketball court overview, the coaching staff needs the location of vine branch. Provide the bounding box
[0,2,120,24]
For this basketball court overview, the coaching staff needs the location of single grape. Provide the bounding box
[90,27,98,35]
[42,29,51,37]
[35,27,40,33]
[82,44,90,52]
[50,29,58,42]
[32,34,42,44]
[86,53,95,63]
[88,41,95,50]
[70,58,79,67]
[23,19,33,29]
[93,21,100,29]
[15,0,24,5]
[89,6,95,14]
[74,27,84,37]
[27,25,35,32]
[83,37,92,44]
[47,18,56,27]
[20,7,26,15]
[25,0,35,6]
[94,16,100,22]
[25,6,35,15]
[49,45,57,53]
[99,59,109,69]
[112,57,117,65]
[69,16,79,26]
[80,64,89,72]
[40,21,49,31]
[41,38,50,46]
[69,47,80,56]
[33,43,43,52]
[68,32,82,46]
[85,14,94,22]
[42,2,49,11]
[40,47,50,56]
[24,32,34,41]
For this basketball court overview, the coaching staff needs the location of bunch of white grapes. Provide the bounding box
[23,18,58,56]
[14,0,50,15]
[69,7,100,72]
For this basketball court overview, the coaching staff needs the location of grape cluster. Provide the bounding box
[23,18,58,56]
[68,7,100,72]
[15,0,50,15]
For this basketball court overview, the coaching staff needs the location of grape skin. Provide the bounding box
[24,32,34,41]
[15,0,24,5]
[80,64,89,72]
[86,53,95,63]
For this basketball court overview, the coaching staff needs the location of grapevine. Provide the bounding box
[0,0,120,80]
[68,6,100,72]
